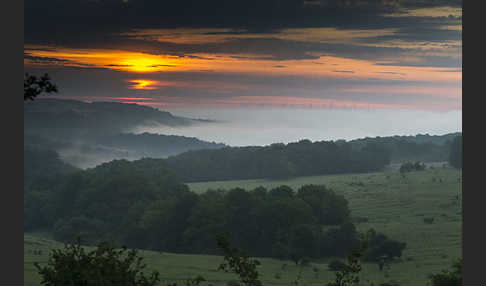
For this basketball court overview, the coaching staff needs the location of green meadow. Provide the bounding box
[25,166,461,286]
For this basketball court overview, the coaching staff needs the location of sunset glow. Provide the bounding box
[24,46,187,73]
[24,1,461,111]
[24,46,461,84]
[127,79,161,90]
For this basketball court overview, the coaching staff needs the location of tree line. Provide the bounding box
[24,158,405,262]
[162,140,391,182]
[347,133,461,164]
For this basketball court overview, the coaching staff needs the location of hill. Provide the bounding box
[24,99,225,168]
[25,167,461,286]
[24,98,198,136]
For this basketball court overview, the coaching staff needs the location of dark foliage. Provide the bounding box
[348,133,461,163]
[24,146,80,230]
[363,229,407,262]
[217,234,262,286]
[164,140,391,182]
[25,157,403,261]
[34,238,160,286]
[326,238,369,286]
[24,145,79,191]
[399,161,426,173]
[24,73,58,101]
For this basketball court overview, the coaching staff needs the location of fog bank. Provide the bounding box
[130,107,462,146]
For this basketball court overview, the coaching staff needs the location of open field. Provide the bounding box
[25,166,461,286]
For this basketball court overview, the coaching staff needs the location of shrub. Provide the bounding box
[34,238,160,286]
[364,229,407,262]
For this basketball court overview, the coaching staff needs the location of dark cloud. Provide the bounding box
[25,0,462,43]
[24,0,461,69]
[24,54,69,63]
[104,64,134,67]
[24,54,99,68]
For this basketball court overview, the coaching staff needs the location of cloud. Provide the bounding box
[25,0,462,43]
[104,64,134,67]
[23,1,462,112]
[24,54,69,63]
[333,70,355,73]
[24,1,461,69]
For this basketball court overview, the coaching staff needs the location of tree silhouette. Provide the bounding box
[216,233,262,286]
[24,73,58,101]
[34,237,160,286]
[326,237,368,286]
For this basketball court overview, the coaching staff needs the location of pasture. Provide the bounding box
[25,166,461,286]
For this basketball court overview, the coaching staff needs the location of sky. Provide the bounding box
[24,0,462,144]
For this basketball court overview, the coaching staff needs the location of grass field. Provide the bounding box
[25,166,461,286]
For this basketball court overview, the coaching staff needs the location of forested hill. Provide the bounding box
[160,139,391,182]
[24,99,202,138]
[347,132,462,163]
[24,99,225,168]
[141,132,462,182]
[24,132,226,169]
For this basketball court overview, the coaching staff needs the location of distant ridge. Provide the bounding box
[24,98,226,168]
[24,98,209,137]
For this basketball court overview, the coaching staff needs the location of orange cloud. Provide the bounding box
[24,45,461,85]
[24,46,188,73]
[127,79,162,90]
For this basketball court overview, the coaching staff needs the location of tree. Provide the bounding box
[399,161,425,173]
[297,184,350,225]
[326,237,368,286]
[321,222,360,257]
[216,233,262,286]
[428,258,462,286]
[288,224,318,264]
[24,73,58,101]
[364,229,406,262]
[34,237,160,286]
